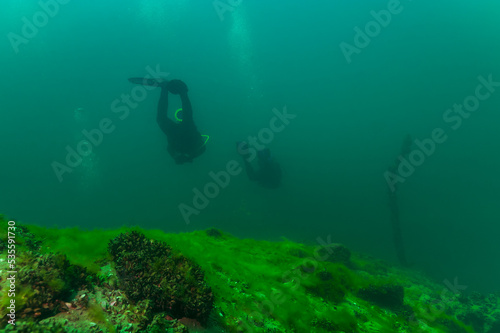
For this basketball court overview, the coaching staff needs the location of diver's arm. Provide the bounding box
[156,87,170,135]
[179,92,193,123]
[167,79,192,123]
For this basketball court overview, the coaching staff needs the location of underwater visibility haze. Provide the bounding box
[1,0,500,331]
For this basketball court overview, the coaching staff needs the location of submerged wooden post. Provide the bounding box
[386,135,412,267]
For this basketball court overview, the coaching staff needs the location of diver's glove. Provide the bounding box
[167,80,188,95]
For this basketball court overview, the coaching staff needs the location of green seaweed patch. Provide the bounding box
[87,301,116,333]
[301,263,355,304]
[25,224,140,272]
[141,228,364,331]
[0,250,92,327]
[412,302,475,333]
[0,287,35,324]
[0,217,481,332]
[3,319,66,332]
[0,221,42,255]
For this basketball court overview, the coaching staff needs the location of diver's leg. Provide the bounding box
[129,77,165,87]
[156,86,171,136]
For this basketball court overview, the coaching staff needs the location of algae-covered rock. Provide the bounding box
[146,314,189,332]
[456,291,500,333]
[357,283,405,310]
[317,242,352,265]
[108,231,214,324]
[489,320,500,333]
[2,217,496,333]
[303,264,354,304]
[3,320,66,332]
[0,249,91,326]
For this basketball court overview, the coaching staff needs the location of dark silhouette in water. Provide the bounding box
[128,78,206,164]
[237,142,282,188]
[386,134,412,267]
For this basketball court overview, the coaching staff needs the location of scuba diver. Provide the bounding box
[237,142,282,188]
[128,78,207,164]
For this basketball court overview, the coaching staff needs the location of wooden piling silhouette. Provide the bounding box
[386,134,412,267]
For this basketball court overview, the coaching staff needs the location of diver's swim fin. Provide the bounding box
[128,77,168,87]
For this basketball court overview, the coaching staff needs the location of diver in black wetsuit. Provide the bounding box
[237,142,282,188]
[129,78,206,164]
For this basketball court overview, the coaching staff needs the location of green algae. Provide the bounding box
[0,217,493,332]
[87,301,116,333]
[25,225,135,273]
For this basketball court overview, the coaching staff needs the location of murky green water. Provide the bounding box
[1,0,499,293]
